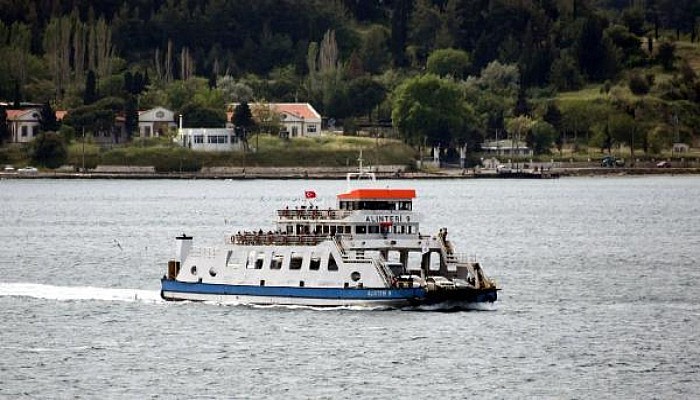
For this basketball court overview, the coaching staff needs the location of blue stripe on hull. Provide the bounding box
[161,279,425,301]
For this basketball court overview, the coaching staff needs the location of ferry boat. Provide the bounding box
[160,163,499,308]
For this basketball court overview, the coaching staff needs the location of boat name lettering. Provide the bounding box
[365,215,404,223]
[367,290,392,297]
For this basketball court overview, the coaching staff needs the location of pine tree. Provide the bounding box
[84,70,97,105]
[0,106,9,144]
[39,101,59,132]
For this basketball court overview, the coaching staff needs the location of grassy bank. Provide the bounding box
[60,135,417,172]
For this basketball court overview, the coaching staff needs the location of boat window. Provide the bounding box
[323,225,329,234]
[400,225,406,234]
[351,271,361,281]
[209,268,217,277]
[328,254,338,271]
[310,253,321,270]
[290,253,303,270]
[356,226,367,234]
[254,253,265,269]
[190,265,197,275]
[286,225,293,234]
[407,226,413,234]
[299,281,305,287]
[368,225,380,234]
[246,251,257,269]
[271,253,283,269]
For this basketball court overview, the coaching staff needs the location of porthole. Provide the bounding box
[351,271,361,282]
[209,268,217,277]
[190,265,197,275]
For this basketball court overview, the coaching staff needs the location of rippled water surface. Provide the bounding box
[1,177,698,398]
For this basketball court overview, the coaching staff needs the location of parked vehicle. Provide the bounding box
[3,165,15,172]
[601,156,624,167]
[656,161,671,168]
[17,166,38,174]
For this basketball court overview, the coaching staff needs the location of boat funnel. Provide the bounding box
[176,234,193,263]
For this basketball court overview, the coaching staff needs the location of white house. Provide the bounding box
[7,109,41,143]
[228,103,322,138]
[176,128,244,151]
[137,107,177,138]
[481,140,533,156]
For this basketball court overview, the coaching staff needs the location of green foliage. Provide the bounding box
[657,40,676,71]
[39,102,59,132]
[529,121,557,154]
[180,103,226,128]
[426,48,471,79]
[84,70,97,105]
[628,73,651,96]
[0,106,10,144]
[31,132,67,169]
[392,74,477,146]
[346,77,386,119]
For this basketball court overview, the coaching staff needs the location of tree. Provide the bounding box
[628,73,651,96]
[84,70,97,105]
[390,0,411,68]
[124,95,138,140]
[392,74,477,147]
[656,40,676,71]
[31,132,67,169]
[346,77,386,120]
[426,48,471,79]
[39,101,59,132]
[180,102,226,128]
[529,121,557,154]
[232,101,255,149]
[0,106,9,144]
[549,53,584,91]
[360,25,390,74]
[218,76,254,103]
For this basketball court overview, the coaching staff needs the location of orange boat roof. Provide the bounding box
[337,188,416,200]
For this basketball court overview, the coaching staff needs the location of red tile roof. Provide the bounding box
[274,103,320,120]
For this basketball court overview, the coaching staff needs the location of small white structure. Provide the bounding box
[228,103,322,138]
[137,107,176,138]
[176,128,244,151]
[673,143,690,154]
[481,140,533,156]
[7,109,41,143]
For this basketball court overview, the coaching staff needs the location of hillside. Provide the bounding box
[1,0,699,169]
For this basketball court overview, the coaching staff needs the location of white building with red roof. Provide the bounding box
[6,108,41,143]
[228,102,322,138]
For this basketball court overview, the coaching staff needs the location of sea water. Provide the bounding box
[0,177,698,398]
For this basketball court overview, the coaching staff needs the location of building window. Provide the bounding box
[307,124,317,133]
[207,135,228,144]
[291,126,299,137]
[21,126,28,137]
[194,135,204,144]
[144,126,151,137]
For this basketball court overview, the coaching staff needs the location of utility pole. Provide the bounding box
[82,127,85,173]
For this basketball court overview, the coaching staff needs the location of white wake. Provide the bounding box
[0,282,163,304]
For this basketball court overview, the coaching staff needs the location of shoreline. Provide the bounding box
[2,167,699,180]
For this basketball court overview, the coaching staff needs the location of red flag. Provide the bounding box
[305,190,316,199]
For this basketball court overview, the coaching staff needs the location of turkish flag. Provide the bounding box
[305,190,316,199]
